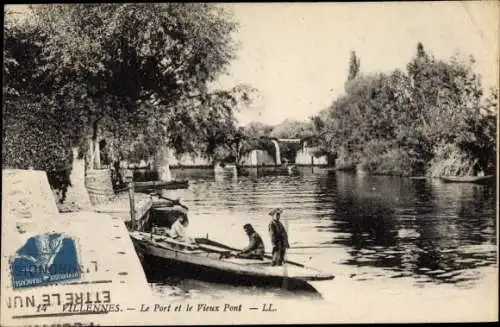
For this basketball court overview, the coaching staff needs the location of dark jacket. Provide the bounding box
[269,220,290,248]
[241,232,265,255]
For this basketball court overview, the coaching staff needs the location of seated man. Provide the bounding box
[169,216,194,244]
[234,224,265,260]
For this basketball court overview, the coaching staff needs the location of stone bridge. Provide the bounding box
[244,136,322,166]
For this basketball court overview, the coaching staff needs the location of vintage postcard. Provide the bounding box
[2,2,498,326]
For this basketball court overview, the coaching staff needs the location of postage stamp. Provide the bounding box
[10,233,81,289]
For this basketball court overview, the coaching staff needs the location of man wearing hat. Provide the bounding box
[234,223,265,260]
[268,208,289,266]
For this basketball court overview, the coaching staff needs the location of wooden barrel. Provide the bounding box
[85,169,115,205]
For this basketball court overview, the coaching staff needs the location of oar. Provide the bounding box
[196,243,232,254]
[288,245,337,249]
[194,237,306,268]
[195,243,234,259]
[263,253,305,268]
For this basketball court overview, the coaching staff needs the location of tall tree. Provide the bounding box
[347,50,361,82]
[3,4,256,179]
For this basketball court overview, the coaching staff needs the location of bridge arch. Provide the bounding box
[263,136,318,165]
[241,135,323,166]
[270,139,281,165]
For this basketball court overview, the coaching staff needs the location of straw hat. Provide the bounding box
[268,208,283,216]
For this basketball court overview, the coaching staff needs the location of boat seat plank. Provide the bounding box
[197,243,232,253]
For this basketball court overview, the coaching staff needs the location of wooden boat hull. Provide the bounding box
[138,248,319,292]
[130,232,333,291]
[134,180,189,192]
[440,175,494,184]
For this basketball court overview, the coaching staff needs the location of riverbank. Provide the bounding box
[329,139,497,179]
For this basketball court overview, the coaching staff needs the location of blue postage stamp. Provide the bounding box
[10,232,81,289]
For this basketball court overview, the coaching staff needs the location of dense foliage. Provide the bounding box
[314,43,497,176]
[3,4,255,174]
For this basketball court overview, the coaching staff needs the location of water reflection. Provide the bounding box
[159,168,496,291]
[322,172,497,285]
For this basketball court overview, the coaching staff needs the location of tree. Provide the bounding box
[3,4,256,180]
[347,50,361,82]
[314,41,497,176]
[3,10,78,172]
[270,119,314,139]
[3,10,21,101]
[33,4,239,167]
[242,122,274,138]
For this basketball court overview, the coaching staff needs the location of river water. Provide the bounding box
[148,167,497,322]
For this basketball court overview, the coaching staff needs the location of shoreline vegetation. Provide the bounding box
[3,5,497,194]
[311,46,497,178]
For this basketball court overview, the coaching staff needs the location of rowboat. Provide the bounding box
[440,175,494,184]
[129,231,334,291]
[134,180,189,192]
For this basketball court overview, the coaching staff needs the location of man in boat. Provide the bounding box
[268,208,289,266]
[233,224,265,260]
[169,216,194,244]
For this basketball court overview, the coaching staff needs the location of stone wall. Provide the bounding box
[164,148,212,167]
[239,149,276,166]
[121,146,327,168]
[295,146,328,165]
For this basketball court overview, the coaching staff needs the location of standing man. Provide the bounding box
[268,208,290,266]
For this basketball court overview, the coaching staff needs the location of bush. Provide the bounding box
[334,145,357,170]
[428,143,479,177]
[3,100,73,171]
[359,145,417,177]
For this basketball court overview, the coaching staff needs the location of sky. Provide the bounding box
[214,2,499,126]
[6,3,499,126]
